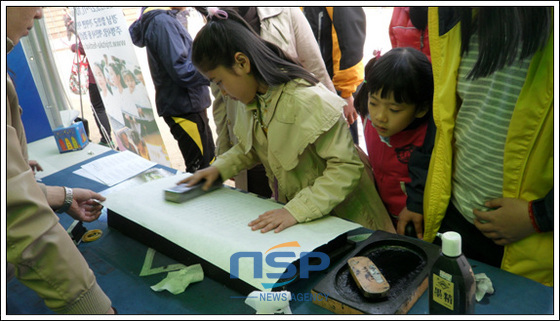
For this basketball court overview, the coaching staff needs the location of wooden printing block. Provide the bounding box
[347,256,390,300]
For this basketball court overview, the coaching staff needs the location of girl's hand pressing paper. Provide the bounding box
[249,208,298,233]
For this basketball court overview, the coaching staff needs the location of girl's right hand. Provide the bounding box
[176,166,220,191]
[248,208,298,233]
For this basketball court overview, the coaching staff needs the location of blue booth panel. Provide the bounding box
[7,42,53,143]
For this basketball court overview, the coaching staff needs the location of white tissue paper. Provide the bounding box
[474,273,494,301]
[150,264,204,295]
[245,290,292,314]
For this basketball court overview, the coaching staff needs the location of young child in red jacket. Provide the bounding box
[355,47,433,232]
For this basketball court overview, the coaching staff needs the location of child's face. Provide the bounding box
[108,67,119,86]
[202,54,262,105]
[92,65,107,89]
[124,75,136,91]
[367,90,426,138]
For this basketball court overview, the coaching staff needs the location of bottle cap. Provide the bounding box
[441,231,462,257]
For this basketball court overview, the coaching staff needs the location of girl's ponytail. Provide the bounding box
[355,51,382,117]
[207,7,228,20]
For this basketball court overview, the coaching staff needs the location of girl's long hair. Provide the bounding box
[355,47,433,124]
[458,7,552,80]
[192,8,318,87]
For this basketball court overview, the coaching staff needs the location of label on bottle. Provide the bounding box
[439,270,452,281]
[432,273,454,310]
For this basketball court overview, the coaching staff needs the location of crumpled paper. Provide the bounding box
[474,273,494,301]
[150,264,204,295]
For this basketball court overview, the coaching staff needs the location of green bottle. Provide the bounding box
[429,232,476,314]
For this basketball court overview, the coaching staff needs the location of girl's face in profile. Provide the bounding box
[93,65,107,91]
[203,66,258,105]
[201,52,266,105]
[367,90,427,138]
[108,67,120,87]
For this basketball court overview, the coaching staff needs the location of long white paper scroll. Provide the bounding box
[103,174,362,291]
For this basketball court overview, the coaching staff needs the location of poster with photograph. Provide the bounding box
[74,7,171,166]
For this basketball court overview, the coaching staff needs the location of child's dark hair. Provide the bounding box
[355,47,433,124]
[457,7,552,80]
[122,69,137,84]
[192,8,318,87]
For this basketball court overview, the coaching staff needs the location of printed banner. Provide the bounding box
[74,7,171,166]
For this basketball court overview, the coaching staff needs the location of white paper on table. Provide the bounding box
[80,150,156,186]
[103,173,362,291]
[27,136,112,179]
[73,168,105,184]
[98,168,180,197]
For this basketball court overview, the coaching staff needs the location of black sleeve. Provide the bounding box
[331,7,366,70]
[532,189,554,232]
[405,114,435,214]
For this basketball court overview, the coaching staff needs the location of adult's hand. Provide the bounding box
[67,188,106,222]
[343,95,358,126]
[473,198,536,246]
[29,160,43,173]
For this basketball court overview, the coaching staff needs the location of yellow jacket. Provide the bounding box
[424,8,554,286]
[302,7,365,98]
